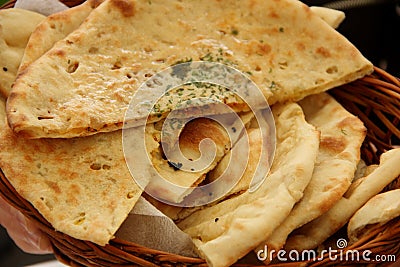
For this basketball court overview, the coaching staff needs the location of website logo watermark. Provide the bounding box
[257,238,397,263]
[122,61,276,207]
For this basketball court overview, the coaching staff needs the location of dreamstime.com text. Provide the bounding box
[257,239,397,263]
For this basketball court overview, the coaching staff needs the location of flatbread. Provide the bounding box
[17,1,341,76]
[207,128,263,196]
[18,0,104,75]
[256,93,366,259]
[344,164,378,198]
[7,0,373,138]
[143,117,231,203]
[0,8,45,98]
[310,6,345,29]
[285,148,400,251]
[177,102,319,267]
[205,110,274,198]
[142,111,257,218]
[347,189,400,243]
[154,5,345,222]
[0,113,143,246]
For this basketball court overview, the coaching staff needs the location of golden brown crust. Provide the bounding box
[0,121,143,245]
[257,93,366,257]
[179,118,229,158]
[17,0,105,75]
[143,117,232,203]
[178,102,320,267]
[2,93,142,245]
[109,0,135,17]
[7,0,372,139]
[348,189,400,243]
[89,0,105,9]
[285,148,400,251]
[319,136,347,154]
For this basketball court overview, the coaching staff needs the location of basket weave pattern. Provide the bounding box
[1,1,400,266]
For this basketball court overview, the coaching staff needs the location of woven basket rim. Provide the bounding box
[1,0,400,266]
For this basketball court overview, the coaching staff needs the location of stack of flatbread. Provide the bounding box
[0,8,45,98]
[2,0,399,267]
[6,0,373,138]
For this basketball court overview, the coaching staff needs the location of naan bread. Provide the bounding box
[309,6,345,29]
[285,148,400,251]
[156,6,344,221]
[344,164,378,198]
[7,0,373,138]
[144,117,231,203]
[142,111,257,218]
[205,110,274,198]
[207,128,263,196]
[17,1,341,76]
[18,0,104,75]
[177,102,319,267]
[0,109,143,246]
[256,93,366,259]
[347,189,400,243]
[0,8,45,98]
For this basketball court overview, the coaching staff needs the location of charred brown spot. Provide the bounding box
[337,117,362,129]
[246,41,272,56]
[316,47,331,58]
[45,181,61,194]
[257,43,272,55]
[90,163,102,170]
[268,11,279,18]
[24,155,33,162]
[114,122,123,128]
[110,0,135,17]
[234,222,245,231]
[88,47,99,53]
[86,127,98,133]
[320,136,347,153]
[89,0,105,9]
[112,61,122,70]
[50,49,66,57]
[296,42,306,51]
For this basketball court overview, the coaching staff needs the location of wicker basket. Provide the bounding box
[1,1,400,266]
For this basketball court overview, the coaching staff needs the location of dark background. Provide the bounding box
[303,0,400,77]
[0,0,399,266]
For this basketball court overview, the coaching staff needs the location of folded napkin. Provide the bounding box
[14,0,68,16]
